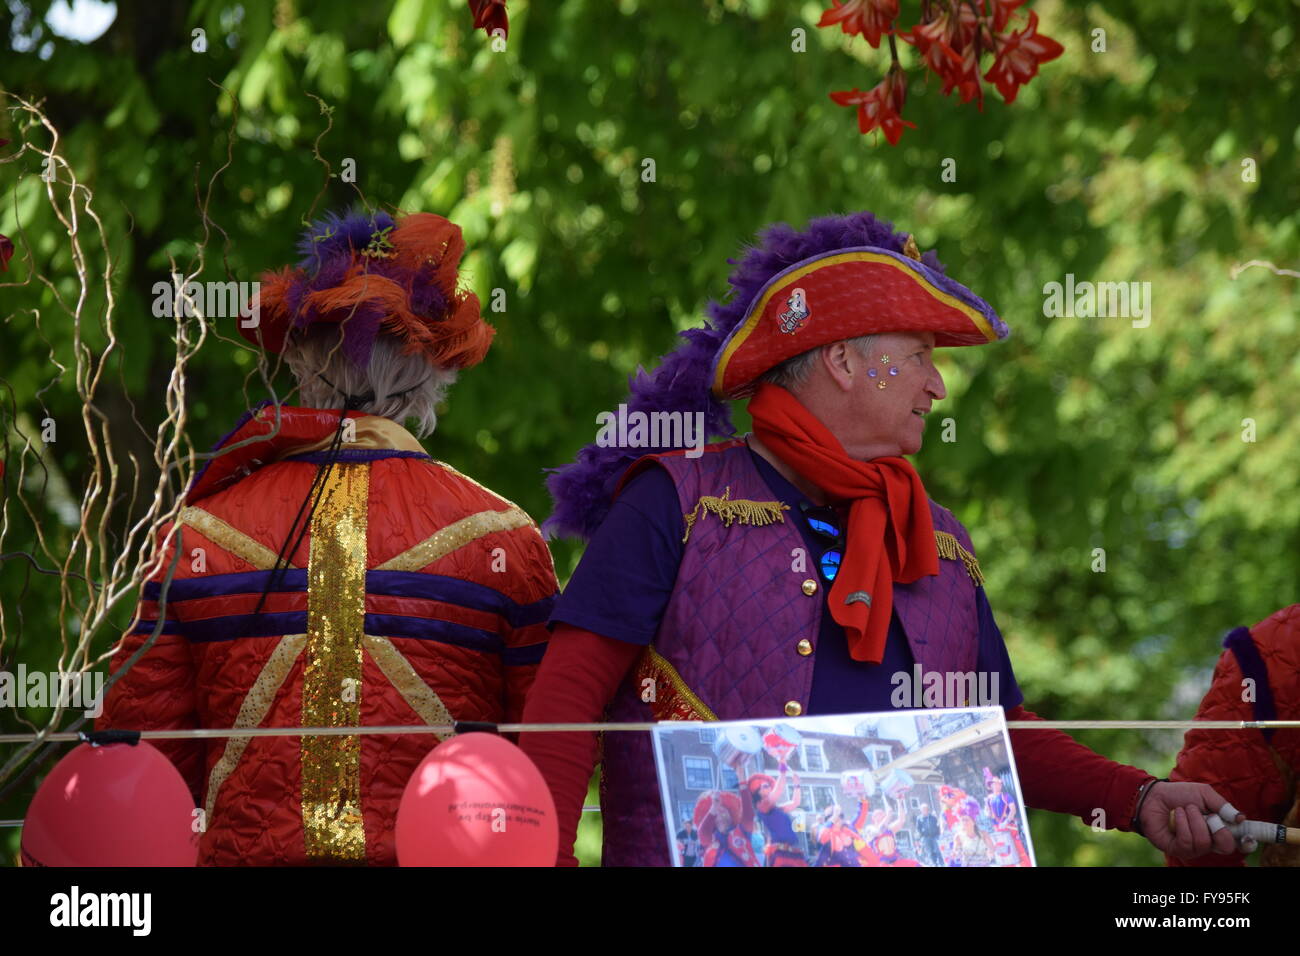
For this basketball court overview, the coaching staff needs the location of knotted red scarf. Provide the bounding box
[748,383,939,663]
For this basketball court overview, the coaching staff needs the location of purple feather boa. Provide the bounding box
[543,210,951,540]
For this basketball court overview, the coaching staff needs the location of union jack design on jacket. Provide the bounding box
[100,403,557,866]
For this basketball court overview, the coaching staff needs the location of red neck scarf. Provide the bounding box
[748,384,939,663]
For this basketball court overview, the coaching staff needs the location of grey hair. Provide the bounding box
[758,334,878,392]
[282,328,457,439]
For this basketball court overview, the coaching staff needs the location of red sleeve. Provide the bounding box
[1006,703,1152,833]
[1165,650,1278,867]
[519,623,641,867]
[499,524,559,727]
[740,781,756,831]
[852,797,870,832]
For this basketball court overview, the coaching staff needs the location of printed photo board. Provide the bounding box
[650,707,1035,867]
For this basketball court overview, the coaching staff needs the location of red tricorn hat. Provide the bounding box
[709,239,1008,399]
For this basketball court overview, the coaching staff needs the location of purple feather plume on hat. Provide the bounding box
[296,208,396,272]
[543,210,937,540]
[276,208,410,365]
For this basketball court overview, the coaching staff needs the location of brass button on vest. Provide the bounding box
[796,639,813,656]
[784,701,803,717]
[801,579,818,596]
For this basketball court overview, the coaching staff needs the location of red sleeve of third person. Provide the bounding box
[520,623,642,866]
[1006,703,1152,833]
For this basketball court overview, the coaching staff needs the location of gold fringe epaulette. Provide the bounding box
[681,486,790,544]
[935,530,984,586]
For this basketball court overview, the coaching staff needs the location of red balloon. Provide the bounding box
[396,733,558,867]
[21,741,198,867]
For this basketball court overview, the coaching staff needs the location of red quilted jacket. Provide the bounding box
[1167,603,1300,866]
[100,405,557,866]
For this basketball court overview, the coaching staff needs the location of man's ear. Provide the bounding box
[819,342,856,392]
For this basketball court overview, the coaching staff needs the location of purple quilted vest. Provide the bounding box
[600,439,982,866]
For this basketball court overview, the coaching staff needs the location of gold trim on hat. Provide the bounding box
[712,250,999,398]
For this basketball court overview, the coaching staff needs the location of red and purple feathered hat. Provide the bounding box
[240,207,493,370]
[544,211,1009,540]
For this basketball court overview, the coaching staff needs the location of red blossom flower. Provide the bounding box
[954,1,983,49]
[905,8,984,107]
[818,0,900,48]
[988,0,1027,33]
[902,14,962,76]
[983,10,1064,104]
[940,41,985,106]
[829,67,915,145]
[467,0,508,39]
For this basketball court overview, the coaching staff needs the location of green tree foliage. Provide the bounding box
[1,0,1296,866]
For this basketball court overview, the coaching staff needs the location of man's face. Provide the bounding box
[847,330,946,457]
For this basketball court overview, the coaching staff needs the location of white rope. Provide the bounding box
[2,718,1298,745]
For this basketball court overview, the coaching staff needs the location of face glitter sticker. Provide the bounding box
[776,287,810,334]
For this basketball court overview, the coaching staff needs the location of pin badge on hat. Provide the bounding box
[777,287,810,335]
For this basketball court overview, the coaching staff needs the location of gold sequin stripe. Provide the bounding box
[204,634,306,821]
[362,635,455,742]
[934,530,985,586]
[179,506,290,570]
[301,463,369,862]
[640,647,718,721]
[681,487,790,544]
[374,507,533,572]
[426,460,558,577]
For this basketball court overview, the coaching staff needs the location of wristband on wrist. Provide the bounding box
[1131,777,1166,836]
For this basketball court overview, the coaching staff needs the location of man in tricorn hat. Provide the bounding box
[101,208,558,865]
[524,210,1240,866]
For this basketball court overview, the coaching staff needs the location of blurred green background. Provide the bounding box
[1,0,1297,866]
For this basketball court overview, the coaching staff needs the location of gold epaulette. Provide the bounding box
[935,530,984,586]
[681,487,790,544]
